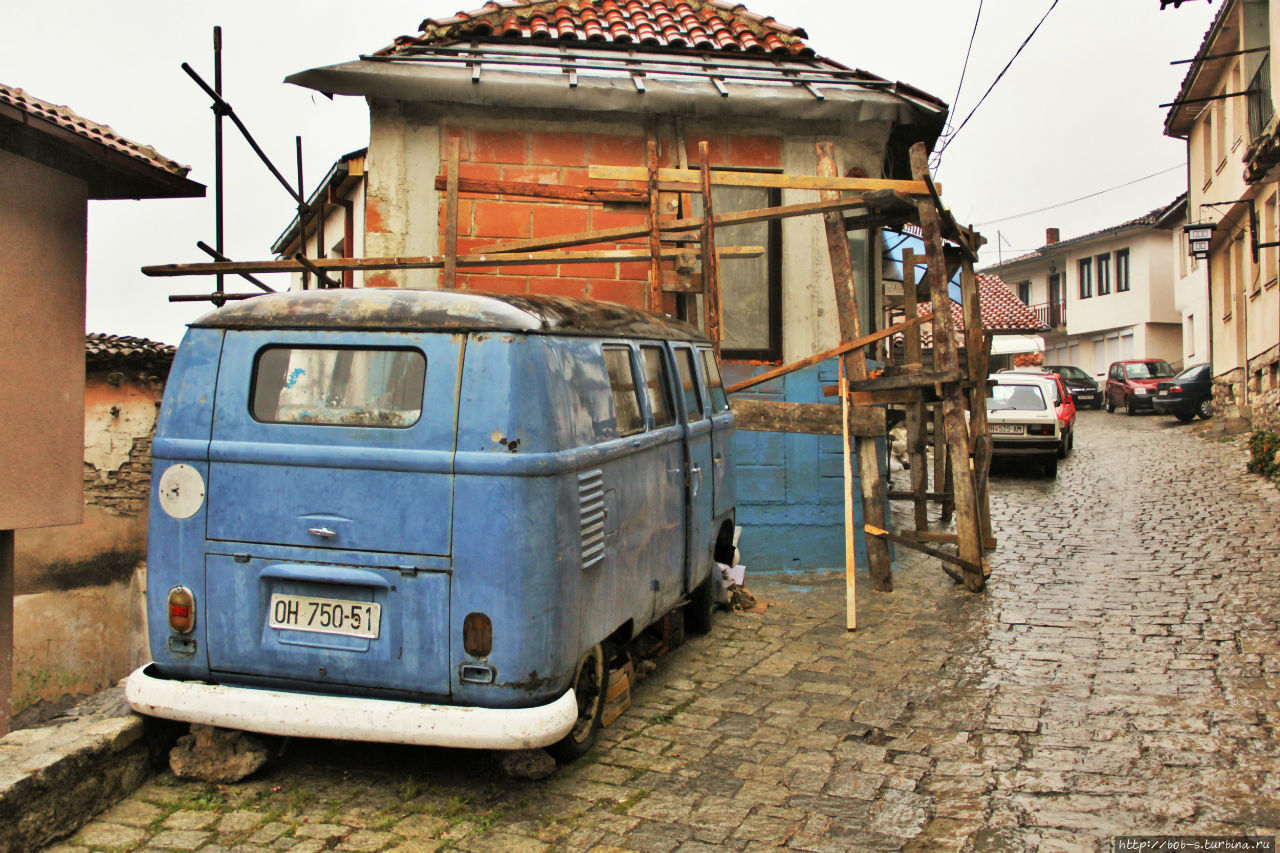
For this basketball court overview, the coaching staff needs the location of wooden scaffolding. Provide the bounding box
[146,137,994,626]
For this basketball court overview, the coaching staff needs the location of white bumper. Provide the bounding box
[125,665,578,750]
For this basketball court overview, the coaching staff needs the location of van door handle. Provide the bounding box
[691,465,703,497]
[308,527,336,538]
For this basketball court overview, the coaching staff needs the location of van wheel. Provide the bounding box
[684,570,716,635]
[548,643,612,763]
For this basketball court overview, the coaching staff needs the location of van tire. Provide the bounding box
[548,643,612,763]
[684,570,716,635]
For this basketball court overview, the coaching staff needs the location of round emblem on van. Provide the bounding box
[158,464,206,519]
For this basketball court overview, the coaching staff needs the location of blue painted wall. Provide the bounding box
[723,360,887,572]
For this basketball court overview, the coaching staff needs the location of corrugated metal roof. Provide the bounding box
[0,84,194,179]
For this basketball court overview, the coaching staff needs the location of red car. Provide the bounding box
[1104,359,1175,415]
[997,370,1076,456]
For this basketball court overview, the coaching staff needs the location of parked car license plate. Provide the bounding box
[1158,390,1168,396]
[990,424,1024,434]
[269,593,381,639]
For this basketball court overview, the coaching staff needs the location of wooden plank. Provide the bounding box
[0,530,11,736]
[474,196,870,255]
[433,174,646,204]
[864,523,983,577]
[142,246,765,277]
[723,314,933,395]
[590,164,934,196]
[647,139,663,311]
[443,137,460,290]
[911,143,982,592]
[816,140,891,593]
[887,489,952,502]
[700,141,722,357]
[841,364,857,631]
[902,250,929,533]
[848,368,964,393]
[933,406,949,523]
[731,399,885,437]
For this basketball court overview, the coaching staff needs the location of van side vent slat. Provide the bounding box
[578,469,606,568]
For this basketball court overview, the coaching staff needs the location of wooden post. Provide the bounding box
[647,139,663,312]
[840,361,857,630]
[815,141,892,592]
[932,404,948,522]
[909,143,983,592]
[0,530,12,736]
[902,250,929,532]
[978,332,996,545]
[442,137,461,290]
[699,142,722,355]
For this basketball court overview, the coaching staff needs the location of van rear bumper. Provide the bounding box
[125,664,578,750]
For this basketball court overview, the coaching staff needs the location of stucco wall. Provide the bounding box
[0,148,87,530]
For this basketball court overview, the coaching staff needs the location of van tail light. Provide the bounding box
[463,612,493,657]
[167,586,196,634]
[1027,424,1054,436]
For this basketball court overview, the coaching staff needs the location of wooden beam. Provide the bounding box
[723,313,933,395]
[902,250,929,533]
[433,174,646,204]
[847,388,940,406]
[864,523,983,577]
[474,195,870,255]
[0,530,11,736]
[912,143,982,592]
[887,489,952,502]
[816,141,892,593]
[647,139,663,311]
[142,246,765,277]
[848,368,964,393]
[841,364,857,631]
[732,399,886,437]
[590,164,934,196]
[700,141,722,358]
[442,137,460,290]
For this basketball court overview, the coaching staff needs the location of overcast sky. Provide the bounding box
[0,1,1220,344]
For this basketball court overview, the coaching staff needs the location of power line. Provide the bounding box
[974,164,1186,226]
[932,0,984,173]
[935,0,1060,159]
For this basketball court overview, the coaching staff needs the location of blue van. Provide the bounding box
[126,289,736,760]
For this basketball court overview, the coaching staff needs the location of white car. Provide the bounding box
[985,374,1062,478]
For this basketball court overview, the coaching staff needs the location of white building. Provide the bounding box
[981,196,1203,380]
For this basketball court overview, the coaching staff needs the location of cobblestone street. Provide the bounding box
[46,410,1280,852]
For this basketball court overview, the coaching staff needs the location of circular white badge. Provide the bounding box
[157,464,206,519]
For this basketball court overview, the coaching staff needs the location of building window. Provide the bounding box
[1078,258,1093,299]
[1097,254,1111,295]
[1017,281,1031,304]
[1116,249,1130,292]
[696,184,782,361]
[1185,314,1195,360]
[1202,108,1214,183]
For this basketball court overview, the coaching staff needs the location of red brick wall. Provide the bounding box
[436,126,782,313]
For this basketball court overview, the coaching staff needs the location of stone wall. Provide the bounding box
[1246,344,1280,433]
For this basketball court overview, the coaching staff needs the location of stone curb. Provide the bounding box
[0,686,167,853]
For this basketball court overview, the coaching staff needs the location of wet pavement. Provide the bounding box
[45,410,1280,852]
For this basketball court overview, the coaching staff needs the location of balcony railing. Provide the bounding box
[1248,53,1273,142]
[1030,300,1066,329]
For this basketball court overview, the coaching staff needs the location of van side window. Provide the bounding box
[251,347,425,428]
[603,346,644,436]
[640,346,676,429]
[700,349,730,413]
[674,349,704,421]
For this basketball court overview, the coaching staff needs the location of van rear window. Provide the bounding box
[251,347,426,428]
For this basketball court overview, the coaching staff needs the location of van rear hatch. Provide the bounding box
[206,332,462,556]
[201,330,463,697]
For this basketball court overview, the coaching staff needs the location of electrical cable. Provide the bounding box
[974,164,1186,226]
[935,0,1060,159]
[932,0,984,172]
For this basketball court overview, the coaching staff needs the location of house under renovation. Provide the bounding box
[279,0,966,573]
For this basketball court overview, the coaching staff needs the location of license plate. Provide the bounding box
[269,593,381,639]
[1158,390,1168,396]
[990,423,1023,434]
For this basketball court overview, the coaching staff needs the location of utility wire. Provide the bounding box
[932,0,984,173]
[935,0,1060,159]
[974,163,1186,226]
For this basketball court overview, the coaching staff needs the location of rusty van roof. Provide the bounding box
[190,289,709,341]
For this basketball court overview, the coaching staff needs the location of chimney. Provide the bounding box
[1046,227,1060,245]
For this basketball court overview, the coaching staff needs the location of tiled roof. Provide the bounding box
[391,0,815,56]
[981,195,1186,273]
[897,273,1046,351]
[85,334,176,368]
[0,83,193,179]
